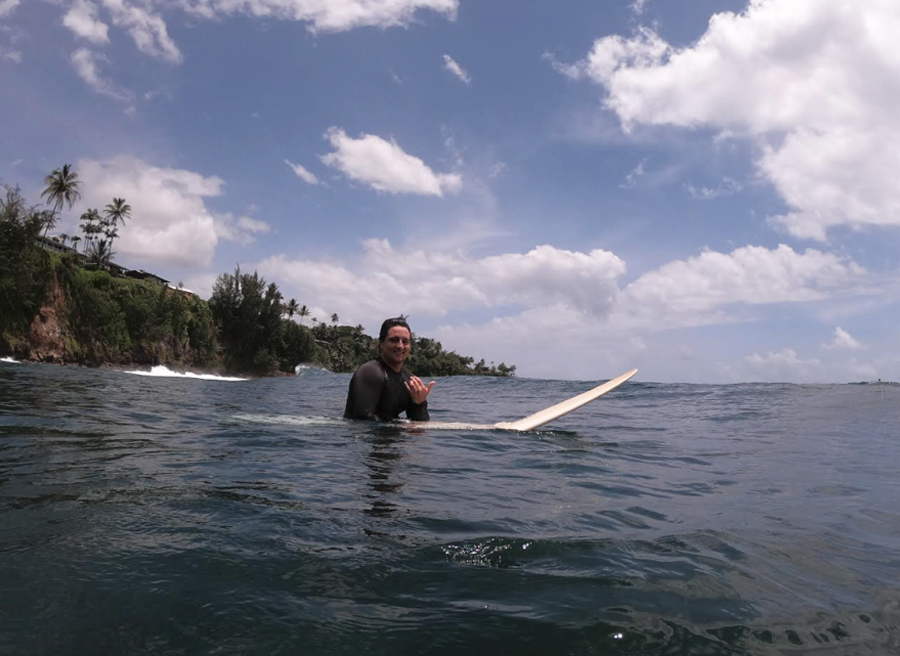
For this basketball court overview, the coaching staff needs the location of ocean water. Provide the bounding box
[1,362,898,656]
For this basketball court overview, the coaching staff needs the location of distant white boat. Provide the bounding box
[0,357,20,364]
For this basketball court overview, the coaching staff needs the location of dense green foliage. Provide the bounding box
[0,186,53,345]
[53,257,218,365]
[208,267,322,374]
[2,170,515,377]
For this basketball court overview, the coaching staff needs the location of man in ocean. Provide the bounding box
[343,316,435,422]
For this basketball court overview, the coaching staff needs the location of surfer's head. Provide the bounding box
[379,316,412,372]
[379,316,411,343]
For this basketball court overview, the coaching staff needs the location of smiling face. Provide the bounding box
[379,325,411,372]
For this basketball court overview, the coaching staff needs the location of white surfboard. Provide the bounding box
[235,368,638,433]
[423,368,638,431]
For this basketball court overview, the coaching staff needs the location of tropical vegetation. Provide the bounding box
[0,168,515,378]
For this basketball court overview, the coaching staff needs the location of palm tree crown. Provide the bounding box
[103,197,131,230]
[41,164,82,215]
[284,298,300,319]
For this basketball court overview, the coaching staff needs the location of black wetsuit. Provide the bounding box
[343,359,430,422]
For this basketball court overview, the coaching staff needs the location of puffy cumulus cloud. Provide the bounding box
[618,244,866,328]
[72,156,250,267]
[257,241,626,325]
[285,159,319,185]
[102,0,182,63]
[249,239,875,380]
[442,54,470,84]
[432,304,650,381]
[320,128,462,196]
[177,0,457,32]
[824,326,864,350]
[63,0,110,44]
[566,0,900,240]
[441,244,868,378]
[70,48,132,102]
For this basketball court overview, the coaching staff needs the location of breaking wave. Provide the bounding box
[124,365,247,382]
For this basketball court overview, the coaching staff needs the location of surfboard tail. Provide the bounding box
[494,368,638,431]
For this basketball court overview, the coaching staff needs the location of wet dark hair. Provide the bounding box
[379,316,411,342]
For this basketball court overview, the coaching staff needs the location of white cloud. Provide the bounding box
[177,0,457,32]
[245,238,874,380]
[566,0,900,240]
[619,244,866,330]
[825,326,864,350]
[1,46,20,63]
[685,177,742,200]
[320,127,462,196]
[488,162,507,179]
[257,241,626,325]
[285,159,319,185]
[215,213,271,245]
[73,156,230,267]
[0,0,19,20]
[70,48,132,102]
[102,0,182,64]
[621,158,646,188]
[746,348,810,366]
[63,0,110,44]
[630,0,650,16]
[443,54,471,84]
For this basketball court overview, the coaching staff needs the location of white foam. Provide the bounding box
[294,363,330,376]
[235,414,348,427]
[235,414,499,431]
[125,365,247,382]
[0,357,20,364]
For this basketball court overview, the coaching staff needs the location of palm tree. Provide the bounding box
[284,298,299,319]
[331,313,339,325]
[40,164,81,237]
[298,305,310,325]
[103,197,131,253]
[87,238,113,270]
[58,233,69,247]
[79,208,102,254]
[70,235,81,252]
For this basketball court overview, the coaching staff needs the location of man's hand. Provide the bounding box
[405,375,435,404]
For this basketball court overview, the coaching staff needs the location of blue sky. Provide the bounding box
[2,0,898,382]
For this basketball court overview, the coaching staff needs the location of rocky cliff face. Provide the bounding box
[3,276,221,371]
[24,279,73,363]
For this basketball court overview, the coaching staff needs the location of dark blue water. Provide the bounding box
[1,362,899,655]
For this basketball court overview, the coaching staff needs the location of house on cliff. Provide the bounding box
[37,235,194,296]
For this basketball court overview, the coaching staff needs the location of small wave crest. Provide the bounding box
[125,365,247,382]
[294,363,332,376]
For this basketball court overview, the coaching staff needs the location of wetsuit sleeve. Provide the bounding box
[344,362,386,421]
[406,400,429,422]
